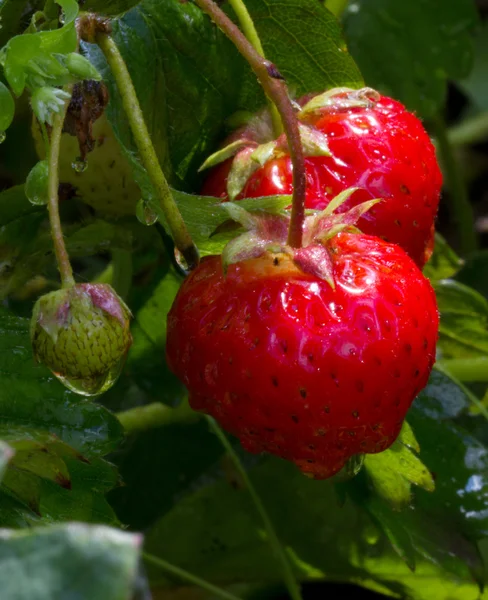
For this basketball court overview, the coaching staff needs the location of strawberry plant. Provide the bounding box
[1,0,488,599]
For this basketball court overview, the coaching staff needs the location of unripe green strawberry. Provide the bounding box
[31,283,132,396]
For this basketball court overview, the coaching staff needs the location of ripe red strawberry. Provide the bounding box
[166,227,438,479]
[201,88,442,268]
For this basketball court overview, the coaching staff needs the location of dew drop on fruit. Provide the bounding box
[72,157,88,173]
[51,357,125,397]
[0,131,6,144]
[136,198,158,226]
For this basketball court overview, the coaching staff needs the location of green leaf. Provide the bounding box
[456,249,488,299]
[145,457,480,600]
[435,279,488,359]
[126,265,186,403]
[109,411,223,529]
[423,233,464,282]
[0,523,142,600]
[3,35,41,96]
[55,0,79,25]
[236,0,363,99]
[364,422,435,511]
[410,370,488,540]
[0,442,13,484]
[0,81,15,132]
[0,309,124,525]
[25,160,49,206]
[165,192,291,257]
[343,0,479,117]
[83,0,362,193]
[0,0,30,47]
[39,457,120,525]
[0,309,124,456]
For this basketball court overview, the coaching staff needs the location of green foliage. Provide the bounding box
[0,309,123,525]
[343,0,479,117]
[0,0,487,597]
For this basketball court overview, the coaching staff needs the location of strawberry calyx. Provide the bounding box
[299,86,380,117]
[221,188,382,286]
[199,87,380,200]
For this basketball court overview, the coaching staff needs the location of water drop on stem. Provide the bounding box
[72,157,88,173]
[136,198,158,226]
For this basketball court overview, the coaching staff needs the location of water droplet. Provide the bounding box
[331,453,365,482]
[51,356,125,397]
[72,158,87,173]
[0,131,6,144]
[136,198,158,226]
[174,248,191,275]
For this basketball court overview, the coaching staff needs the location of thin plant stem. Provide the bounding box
[143,552,242,600]
[207,417,303,600]
[96,32,199,270]
[431,114,478,254]
[47,88,75,288]
[227,0,282,136]
[193,0,306,248]
[117,400,197,433]
[437,357,488,383]
[325,0,349,17]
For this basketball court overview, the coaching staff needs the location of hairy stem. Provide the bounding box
[448,111,488,147]
[325,0,350,17]
[431,114,478,254]
[47,89,75,288]
[117,400,197,433]
[143,552,242,600]
[96,32,199,270]
[193,0,306,248]
[227,0,282,137]
[207,417,303,600]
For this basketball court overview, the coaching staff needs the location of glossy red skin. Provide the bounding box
[201,95,442,268]
[166,233,439,479]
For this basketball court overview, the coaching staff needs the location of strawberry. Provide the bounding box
[166,199,439,479]
[201,88,442,268]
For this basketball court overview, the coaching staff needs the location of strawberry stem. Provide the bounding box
[47,85,75,289]
[227,0,283,137]
[94,29,200,270]
[193,0,306,248]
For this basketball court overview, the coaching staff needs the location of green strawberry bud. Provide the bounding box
[30,283,132,396]
[64,53,102,82]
